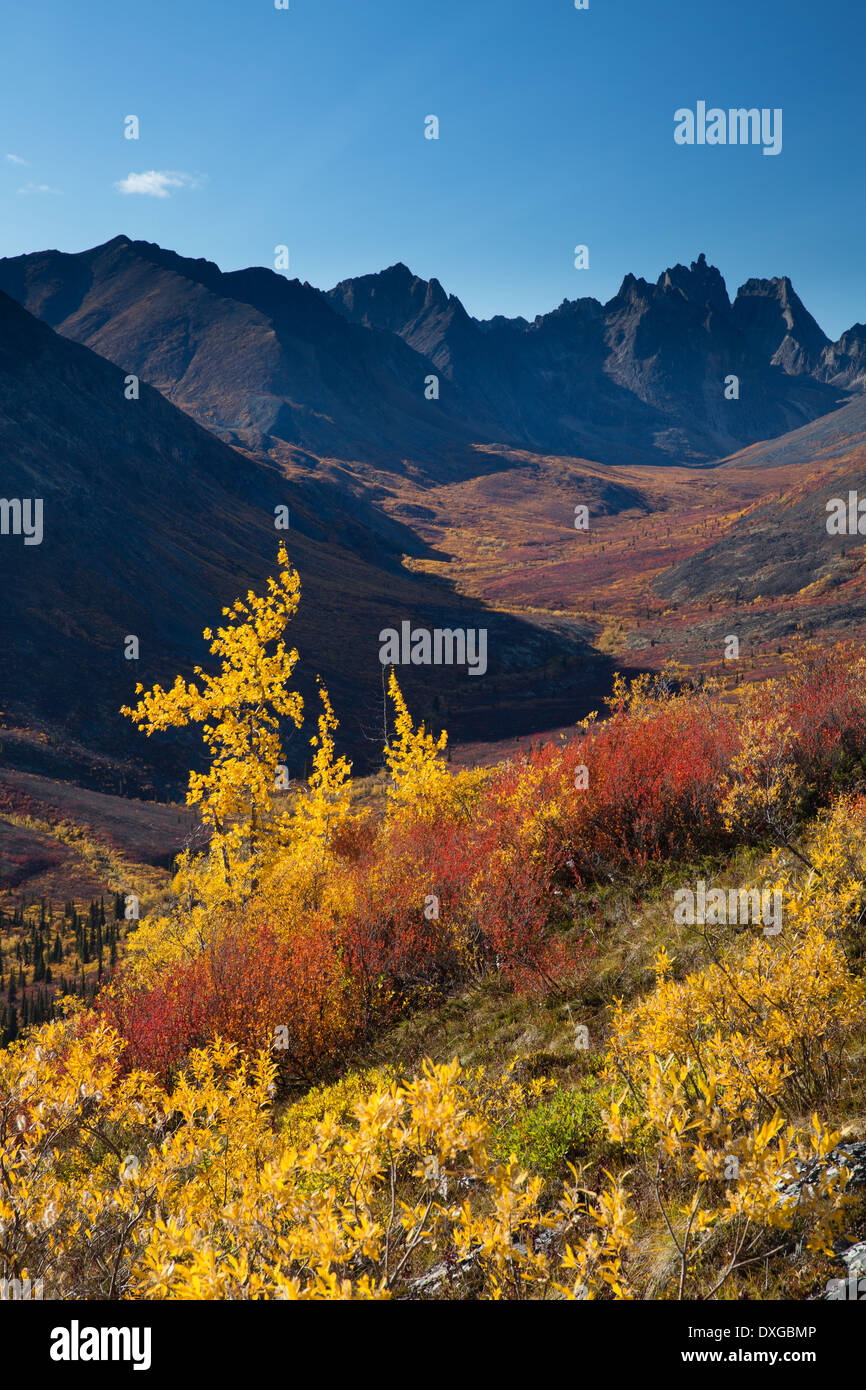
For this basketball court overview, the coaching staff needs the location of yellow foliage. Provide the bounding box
[720,711,802,847]
[121,543,304,903]
[262,680,358,916]
[2,995,854,1301]
[598,838,866,1294]
[0,1018,598,1301]
[290,681,353,848]
[772,792,866,950]
[383,670,449,815]
[609,931,865,1120]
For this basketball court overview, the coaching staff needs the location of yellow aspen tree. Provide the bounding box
[383,669,448,814]
[121,543,304,902]
[281,679,354,893]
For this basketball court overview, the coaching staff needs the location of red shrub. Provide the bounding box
[779,641,866,793]
[99,916,355,1083]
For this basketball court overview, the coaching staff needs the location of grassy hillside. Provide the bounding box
[2,551,866,1303]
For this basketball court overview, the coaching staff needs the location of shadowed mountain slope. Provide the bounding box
[0,290,611,792]
[654,396,866,605]
[0,237,485,475]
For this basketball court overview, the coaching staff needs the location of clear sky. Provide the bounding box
[1,0,864,337]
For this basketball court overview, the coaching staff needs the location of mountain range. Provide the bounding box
[1,240,861,472]
[4,237,866,791]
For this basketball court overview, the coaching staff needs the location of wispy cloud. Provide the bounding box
[5,153,29,166]
[114,169,206,198]
[16,182,62,195]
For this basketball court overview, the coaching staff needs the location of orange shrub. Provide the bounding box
[99,915,356,1084]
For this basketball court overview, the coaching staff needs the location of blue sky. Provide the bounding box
[1,0,864,337]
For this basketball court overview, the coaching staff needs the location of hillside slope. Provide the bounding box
[0,291,611,791]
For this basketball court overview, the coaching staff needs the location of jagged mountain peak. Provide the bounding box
[613,271,653,301]
[732,273,830,373]
[533,295,604,329]
[327,261,455,320]
[819,322,866,390]
[656,255,731,314]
